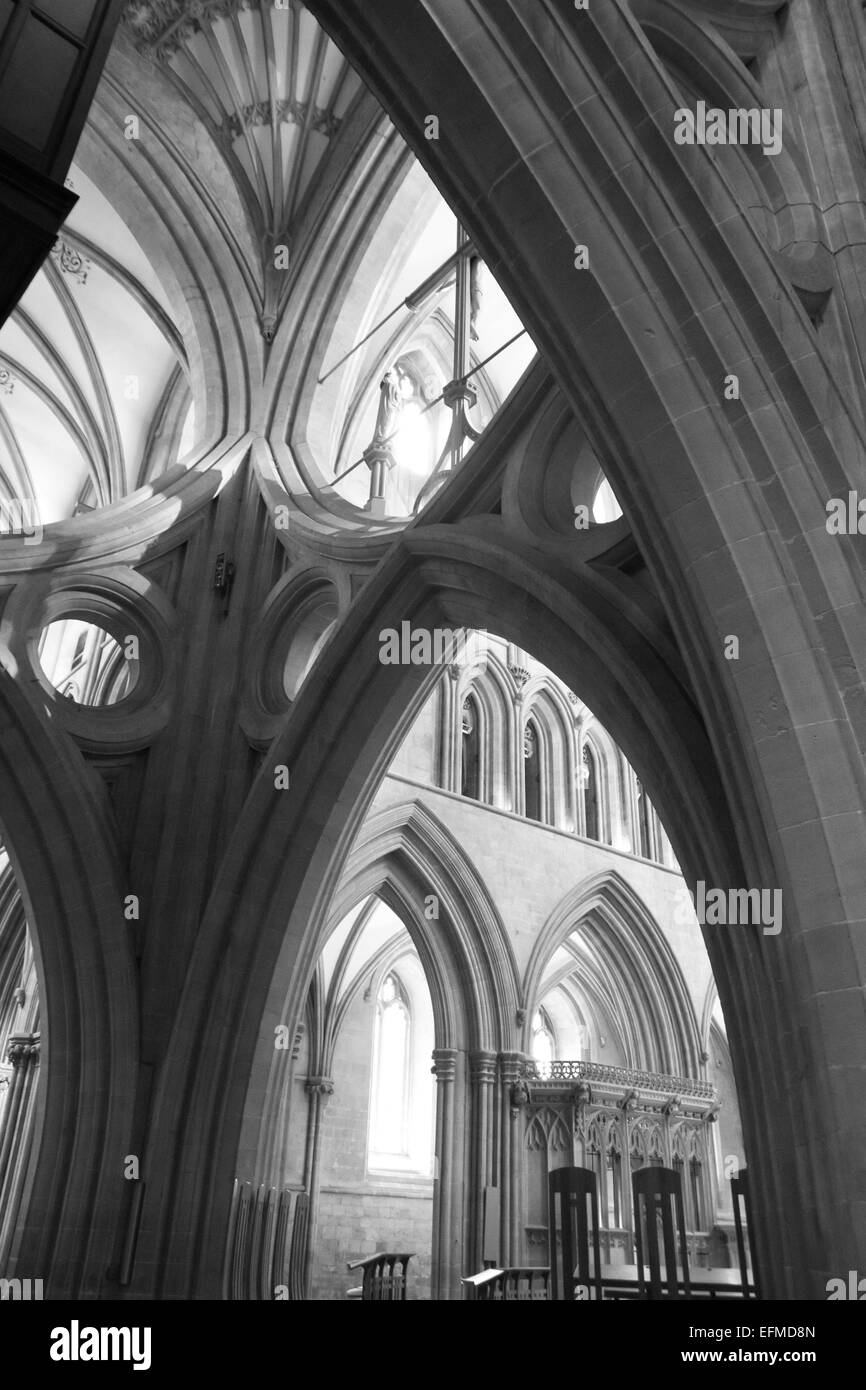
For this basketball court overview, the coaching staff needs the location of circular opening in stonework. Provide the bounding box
[38,618,139,707]
[283,604,338,701]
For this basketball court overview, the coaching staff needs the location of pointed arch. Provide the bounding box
[520,679,576,828]
[522,870,703,1078]
[0,665,137,1294]
[460,691,480,800]
[320,799,520,1054]
[454,644,514,808]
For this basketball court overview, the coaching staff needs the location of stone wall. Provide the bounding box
[312,1186,434,1300]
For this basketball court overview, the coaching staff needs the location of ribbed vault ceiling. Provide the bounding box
[124,0,362,336]
[0,164,188,523]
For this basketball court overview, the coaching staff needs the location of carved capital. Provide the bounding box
[7,1033,40,1068]
[469,1050,497,1085]
[431,1047,458,1083]
[442,378,477,411]
[498,1051,524,1086]
[363,442,396,471]
[304,1076,334,1098]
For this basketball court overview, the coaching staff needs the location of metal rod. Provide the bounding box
[333,330,529,485]
[317,302,405,385]
[318,242,476,383]
[405,242,475,309]
[462,329,527,384]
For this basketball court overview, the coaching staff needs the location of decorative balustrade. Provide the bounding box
[346,1252,414,1301]
[521,1059,716,1103]
[462,1267,551,1301]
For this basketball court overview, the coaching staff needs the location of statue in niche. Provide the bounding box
[372,366,405,449]
[366,364,429,515]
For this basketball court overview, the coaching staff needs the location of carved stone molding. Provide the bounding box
[51,239,90,286]
[223,100,341,142]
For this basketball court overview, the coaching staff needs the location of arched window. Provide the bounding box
[530,1008,555,1066]
[523,720,541,822]
[369,973,410,1162]
[461,695,480,800]
[636,778,652,859]
[581,744,599,841]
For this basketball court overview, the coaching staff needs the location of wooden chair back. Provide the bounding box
[632,1164,691,1299]
[548,1165,603,1301]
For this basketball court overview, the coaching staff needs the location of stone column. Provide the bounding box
[498,1052,526,1266]
[441,664,461,792]
[468,1050,497,1270]
[431,1047,465,1299]
[0,1034,40,1266]
[619,1091,637,1256]
[301,1076,334,1298]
